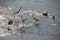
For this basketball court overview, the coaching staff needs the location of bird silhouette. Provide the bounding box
[14,6,22,14]
[42,11,48,16]
[8,20,13,25]
[7,27,11,31]
[51,16,56,20]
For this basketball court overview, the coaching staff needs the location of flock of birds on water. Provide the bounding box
[0,6,57,38]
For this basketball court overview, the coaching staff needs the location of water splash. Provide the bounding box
[0,6,58,38]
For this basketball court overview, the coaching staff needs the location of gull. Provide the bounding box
[8,20,13,25]
[51,16,56,20]
[42,11,48,16]
[7,27,11,31]
[14,6,22,14]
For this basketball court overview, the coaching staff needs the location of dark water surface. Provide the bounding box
[0,0,60,40]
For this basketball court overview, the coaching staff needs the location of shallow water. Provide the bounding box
[0,0,60,40]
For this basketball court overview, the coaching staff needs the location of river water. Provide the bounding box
[0,0,60,40]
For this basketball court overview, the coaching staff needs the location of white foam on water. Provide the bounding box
[0,6,58,38]
[0,15,6,20]
[0,9,4,11]
[0,29,11,37]
[51,23,57,26]
[8,7,12,10]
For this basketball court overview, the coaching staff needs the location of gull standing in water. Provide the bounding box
[42,11,48,17]
[50,16,57,25]
[8,20,13,25]
[51,16,56,20]
[7,27,11,31]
